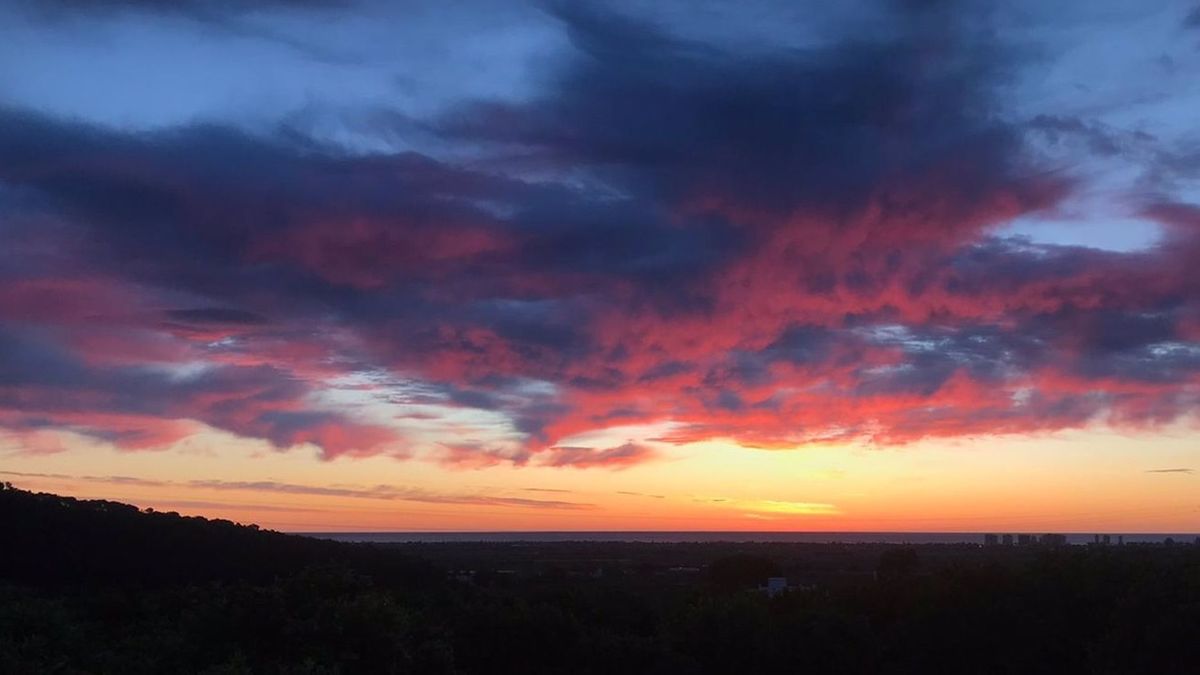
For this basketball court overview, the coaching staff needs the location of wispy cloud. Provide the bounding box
[541,443,657,469]
[88,475,169,487]
[1,469,73,480]
[188,480,596,510]
[139,499,322,514]
[1145,468,1194,474]
[741,500,840,516]
[616,490,665,499]
[2,471,594,510]
[2,471,173,488]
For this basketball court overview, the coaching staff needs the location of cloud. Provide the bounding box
[0,327,403,458]
[1145,468,1194,474]
[0,470,73,480]
[1186,5,1200,29]
[21,0,358,64]
[164,308,269,326]
[435,443,532,469]
[190,479,596,509]
[540,442,658,469]
[1,3,1199,467]
[742,500,840,516]
[445,1,1045,220]
[138,499,323,514]
[0,471,594,510]
[29,0,346,13]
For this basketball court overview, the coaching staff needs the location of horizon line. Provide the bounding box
[291,529,1200,536]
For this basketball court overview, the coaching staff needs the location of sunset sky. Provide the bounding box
[2,0,1199,532]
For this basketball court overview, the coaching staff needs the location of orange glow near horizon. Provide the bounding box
[4,424,1197,534]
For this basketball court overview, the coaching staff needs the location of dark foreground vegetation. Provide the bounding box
[2,483,1198,674]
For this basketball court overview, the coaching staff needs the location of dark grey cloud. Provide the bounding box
[440,1,1034,221]
[165,308,269,325]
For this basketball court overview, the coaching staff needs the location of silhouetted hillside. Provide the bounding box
[2,483,1199,674]
[0,482,437,588]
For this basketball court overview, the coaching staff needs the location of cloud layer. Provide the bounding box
[1,1,1199,467]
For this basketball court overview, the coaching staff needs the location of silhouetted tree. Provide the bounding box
[707,554,781,592]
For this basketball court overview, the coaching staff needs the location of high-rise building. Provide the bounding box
[1002,534,1014,546]
[984,534,999,546]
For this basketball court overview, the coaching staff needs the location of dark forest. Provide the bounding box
[2,483,1198,674]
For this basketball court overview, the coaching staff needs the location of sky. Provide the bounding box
[1,0,1199,533]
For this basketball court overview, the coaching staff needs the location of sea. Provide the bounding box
[304,531,1199,545]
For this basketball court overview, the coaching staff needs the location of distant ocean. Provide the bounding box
[304,531,1199,545]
